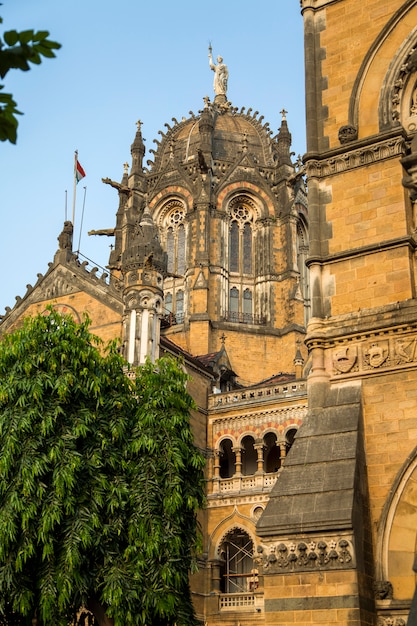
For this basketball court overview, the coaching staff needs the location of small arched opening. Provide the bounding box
[219,439,235,479]
[241,436,257,476]
[264,431,281,473]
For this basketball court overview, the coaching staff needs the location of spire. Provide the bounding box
[293,340,305,379]
[277,108,293,166]
[122,162,129,185]
[131,119,145,175]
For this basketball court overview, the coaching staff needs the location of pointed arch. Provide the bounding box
[218,527,255,594]
[347,1,417,135]
[376,445,417,601]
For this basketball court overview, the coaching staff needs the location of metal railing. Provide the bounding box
[223,311,267,325]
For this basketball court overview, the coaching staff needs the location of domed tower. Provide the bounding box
[109,54,308,384]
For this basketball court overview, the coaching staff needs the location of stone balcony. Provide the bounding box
[208,380,307,411]
[212,471,280,495]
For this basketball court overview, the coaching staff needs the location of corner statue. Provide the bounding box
[208,45,228,97]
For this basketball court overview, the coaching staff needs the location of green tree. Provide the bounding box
[0,309,205,625]
[0,17,60,144]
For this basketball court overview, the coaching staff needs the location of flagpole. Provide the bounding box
[77,186,87,253]
[72,150,78,227]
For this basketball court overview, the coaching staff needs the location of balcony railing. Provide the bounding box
[161,312,184,327]
[220,593,255,609]
[223,311,266,325]
[209,380,307,409]
[211,471,280,495]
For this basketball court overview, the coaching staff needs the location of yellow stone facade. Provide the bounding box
[2,1,417,624]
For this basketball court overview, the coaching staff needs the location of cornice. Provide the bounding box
[306,234,417,268]
[304,129,406,179]
[300,0,344,14]
[306,299,417,344]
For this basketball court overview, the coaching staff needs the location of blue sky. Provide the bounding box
[0,1,306,315]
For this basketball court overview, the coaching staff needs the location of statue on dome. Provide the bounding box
[208,44,228,97]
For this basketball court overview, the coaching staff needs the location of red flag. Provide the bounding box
[75,159,86,183]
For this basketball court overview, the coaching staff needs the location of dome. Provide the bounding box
[147,101,280,174]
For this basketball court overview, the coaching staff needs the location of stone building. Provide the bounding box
[1,1,417,624]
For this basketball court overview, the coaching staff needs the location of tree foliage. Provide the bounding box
[0,309,205,625]
[0,17,60,143]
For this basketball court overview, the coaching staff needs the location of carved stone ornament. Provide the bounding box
[127,271,139,285]
[391,43,417,127]
[57,221,73,250]
[394,336,417,364]
[401,133,417,203]
[374,580,393,600]
[333,345,357,373]
[255,538,354,573]
[338,125,358,145]
[364,341,389,369]
[377,618,406,626]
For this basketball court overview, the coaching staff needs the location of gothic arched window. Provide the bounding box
[229,287,239,319]
[164,205,186,275]
[176,290,184,321]
[243,289,253,320]
[226,197,258,324]
[229,222,239,273]
[160,201,187,325]
[228,203,254,275]
[219,529,254,594]
[243,223,252,274]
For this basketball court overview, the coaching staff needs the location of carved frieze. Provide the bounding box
[331,331,417,378]
[306,136,405,179]
[255,537,354,573]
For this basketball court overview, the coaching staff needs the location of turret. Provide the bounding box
[121,206,167,366]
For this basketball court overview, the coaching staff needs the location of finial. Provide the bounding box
[203,95,210,109]
[280,108,288,121]
[220,332,227,346]
[136,119,142,130]
[123,162,129,174]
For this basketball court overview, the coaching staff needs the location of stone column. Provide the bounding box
[233,447,242,476]
[254,442,264,474]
